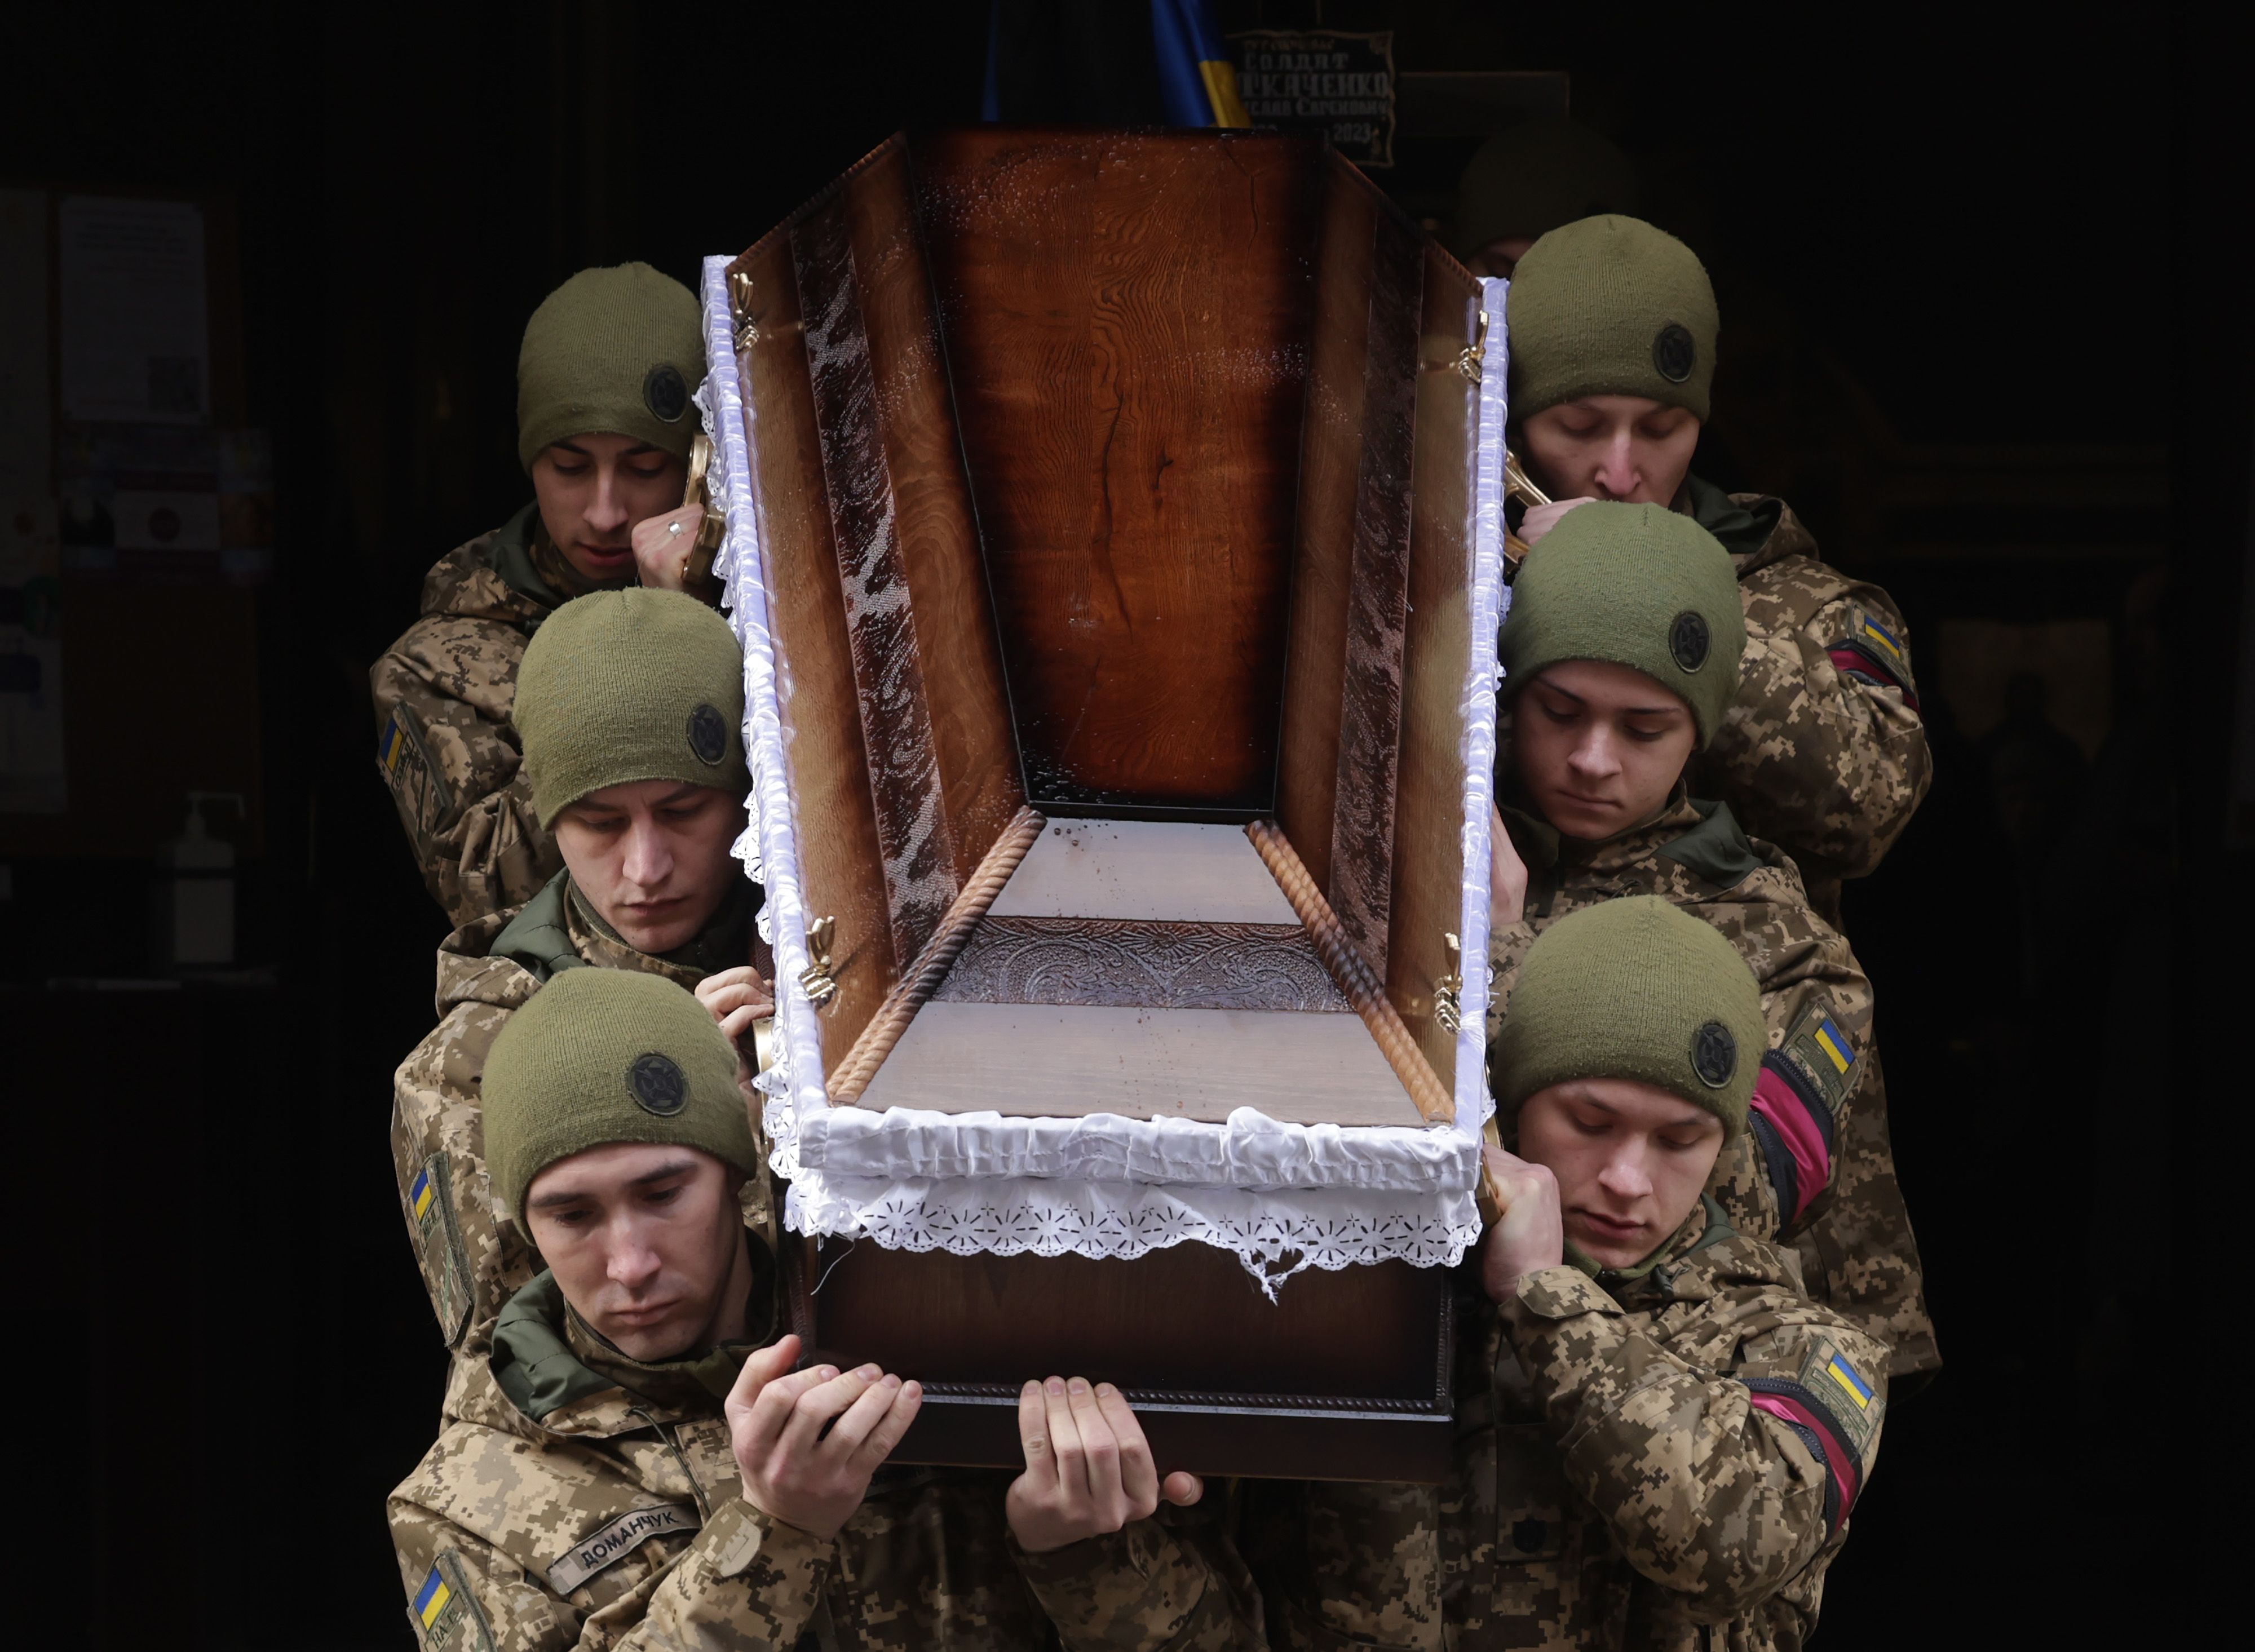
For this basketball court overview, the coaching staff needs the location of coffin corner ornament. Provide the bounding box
[696,130,1511,1480]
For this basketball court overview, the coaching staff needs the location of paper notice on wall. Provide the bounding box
[1,498,65,814]
[58,196,209,425]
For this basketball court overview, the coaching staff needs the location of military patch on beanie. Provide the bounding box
[515,588,750,825]
[1492,896,1766,1138]
[518,263,706,470]
[1498,501,1746,746]
[1505,215,1719,422]
[482,967,760,1221]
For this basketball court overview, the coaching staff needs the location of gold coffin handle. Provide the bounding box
[679,431,726,597]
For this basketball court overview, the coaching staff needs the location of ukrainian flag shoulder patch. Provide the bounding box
[409,1552,492,1652]
[1782,999,1858,1120]
[1841,605,1918,695]
[400,1150,472,1348]
[1797,1340,1882,1460]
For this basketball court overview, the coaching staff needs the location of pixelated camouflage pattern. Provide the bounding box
[1483,791,1935,1378]
[1015,1495,1269,1652]
[1790,1048,1936,1378]
[391,884,757,1371]
[1253,1211,1889,1651]
[1686,494,1932,918]
[393,1274,1253,1651]
[372,508,611,930]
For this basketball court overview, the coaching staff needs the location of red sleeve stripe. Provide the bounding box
[1829,644,1921,712]
[1745,1380,1862,1535]
[1749,1059,1832,1226]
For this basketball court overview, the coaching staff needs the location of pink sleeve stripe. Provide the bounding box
[1747,1389,1860,1524]
[1750,1065,1830,1225]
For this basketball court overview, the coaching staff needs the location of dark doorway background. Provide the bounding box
[4,4,2233,1646]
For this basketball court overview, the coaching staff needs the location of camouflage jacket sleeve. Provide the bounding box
[391,983,537,1363]
[1498,1261,1890,1620]
[1011,1502,1266,1652]
[372,614,561,930]
[1697,863,1876,1243]
[392,1471,832,1652]
[1694,560,1931,884]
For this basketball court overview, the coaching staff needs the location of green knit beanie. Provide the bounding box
[517,589,750,826]
[1498,501,1745,747]
[1505,215,1718,421]
[484,967,760,1220]
[1452,119,1641,261]
[1494,896,1763,1137]
[518,263,705,471]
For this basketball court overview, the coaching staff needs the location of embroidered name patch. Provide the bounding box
[549,1503,699,1593]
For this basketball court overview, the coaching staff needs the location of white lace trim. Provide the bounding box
[698,258,1501,1288]
[786,1168,1480,1300]
[1456,275,1513,1134]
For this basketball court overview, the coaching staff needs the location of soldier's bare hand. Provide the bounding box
[631,504,707,591]
[1479,1145,1564,1303]
[1491,802,1528,928]
[1006,1376,1201,1554]
[697,965,776,1047]
[1518,497,1595,548]
[724,1334,923,1540]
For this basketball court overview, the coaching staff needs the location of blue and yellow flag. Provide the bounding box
[413,1565,453,1629]
[1823,1350,1874,1411]
[1151,0,1249,128]
[410,1164,436,1223]
[1811,1015,1854,1075]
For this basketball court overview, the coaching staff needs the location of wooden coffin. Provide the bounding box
[723,129,1483,1481]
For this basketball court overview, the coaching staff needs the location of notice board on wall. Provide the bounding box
[0,189,266,859]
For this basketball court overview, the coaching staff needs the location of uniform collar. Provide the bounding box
[566,874,755,983]
[1568,1194,1734,1296]
[1498,781,1704,878]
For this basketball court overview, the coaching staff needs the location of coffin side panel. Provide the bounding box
[913,129,1316,812]
[1385,249,1481,1086]
[812,1241,1445,1401]
[1321,181,1425,972]
[843,147,1024,887]
[1274,163,1376,897]
[732,238,894,1067]
[793,194,963,965]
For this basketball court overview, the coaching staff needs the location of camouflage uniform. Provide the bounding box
[391,1269,1261,1651]
[372,506,627,929]
[393,869,758,1381]
[1252,1202,1889,1651]
[1677,477,1930,925]
[1486,790,1936,1376]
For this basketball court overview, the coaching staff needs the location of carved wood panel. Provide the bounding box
[932,915,1352,1012]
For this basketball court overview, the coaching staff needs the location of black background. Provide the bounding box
[5,3,2234,1645]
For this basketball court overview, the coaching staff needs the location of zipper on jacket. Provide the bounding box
[630,1406,714,1520]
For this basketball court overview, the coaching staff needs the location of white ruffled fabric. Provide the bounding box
[697,258,1506,1290]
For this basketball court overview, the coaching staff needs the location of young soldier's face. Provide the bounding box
[1513,660,1696,840]
[532,433,689,585]
[1520,396,1699,506]
[1516,1078,1724,1269]
[524,1142,751,1362]
[553,778,747,954]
